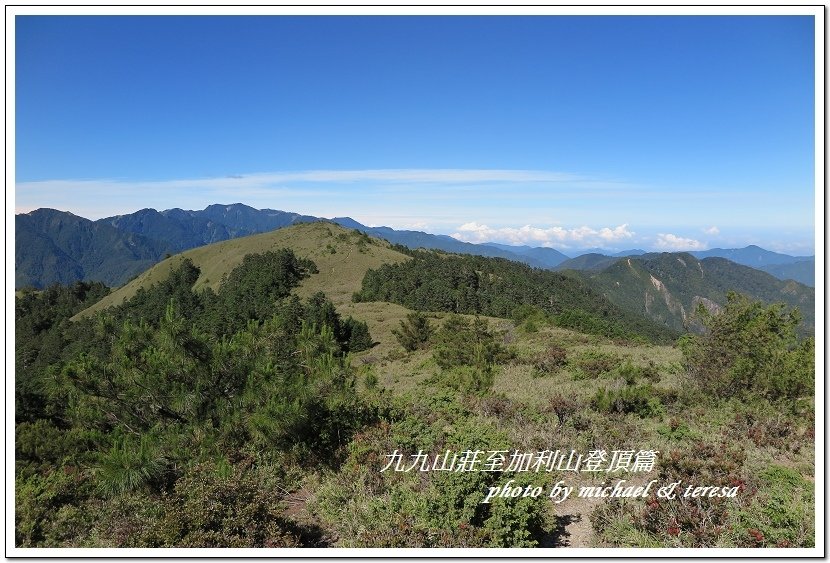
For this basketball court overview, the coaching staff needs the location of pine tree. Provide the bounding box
[392,312,434,352]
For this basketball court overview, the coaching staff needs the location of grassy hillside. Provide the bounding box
[74,221,422,356]
[78,222,410,316]
[18,223,816,549]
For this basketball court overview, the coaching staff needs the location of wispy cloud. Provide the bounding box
[654,233,706,251]
[702,226,720,235]
[450,222,635,248]
[14,168,613,220]
[19,168,583,191]
[241,169,583,184]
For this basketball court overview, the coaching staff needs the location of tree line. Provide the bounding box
[354,250,676,342]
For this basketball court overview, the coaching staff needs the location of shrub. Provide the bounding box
[16,469,94,547]
[548,394,579,427]
[733,465,814,547]
[145,463,303,547]
[343,317,373,352]
[591,384,664,418]
[310,405,550,547]
[433,316,512,371]
[613,359,661,385]
[680,293,814,401]
[656,418,695,441]
[364,370,379,390]
[571,349,621,379]
[533,344,568,376]
[591,440,751,547]
[484,492,547,547]
[469,393,515,420]
[438,365,495,396]
[512,304,548,334]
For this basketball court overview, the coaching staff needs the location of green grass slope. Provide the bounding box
[77,222,410,316]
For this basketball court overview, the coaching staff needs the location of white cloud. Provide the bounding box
[702,226,720,235]
[654,233,707,251]
[450,222,634,248]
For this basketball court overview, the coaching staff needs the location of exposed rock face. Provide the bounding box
[649,274,681,315]
[693,295,722,315]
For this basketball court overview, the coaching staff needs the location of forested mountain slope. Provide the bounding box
[580,253,814,333]
[354,250,677,343]
[15,209,168,288]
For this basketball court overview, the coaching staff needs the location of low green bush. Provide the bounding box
[532,344,568,376]
[591,441,741,547]
[591,385,664,418]
[433,316,512,371]
[733,465,814,547]
[143,463,303,547]
[571,349,621,379]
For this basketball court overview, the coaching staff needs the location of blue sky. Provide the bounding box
[14,14,817,254]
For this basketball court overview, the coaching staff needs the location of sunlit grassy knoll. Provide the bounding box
[74,222,410,320]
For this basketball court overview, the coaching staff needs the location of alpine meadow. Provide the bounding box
[15,218,817,549]
[12,12,820,555]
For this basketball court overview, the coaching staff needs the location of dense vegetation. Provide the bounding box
[15,210,168,289]
[15,242,815,550]
[590,296,815,548]
[354,251,677,343]
[16,250,375,547]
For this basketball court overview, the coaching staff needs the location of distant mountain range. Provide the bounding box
[16,209,168,288]
[688,245,810,266]
[15,204,815,289]
[98,204,319,252]
[16,205,320,288]
[330,219,570,268]
[567,253,814,334]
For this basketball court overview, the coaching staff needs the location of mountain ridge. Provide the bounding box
[15,204,815,289]
[15,209,169,288]
[576,252,814,334]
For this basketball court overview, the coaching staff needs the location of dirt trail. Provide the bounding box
[548,493,606,547]
[547,474,655,547]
